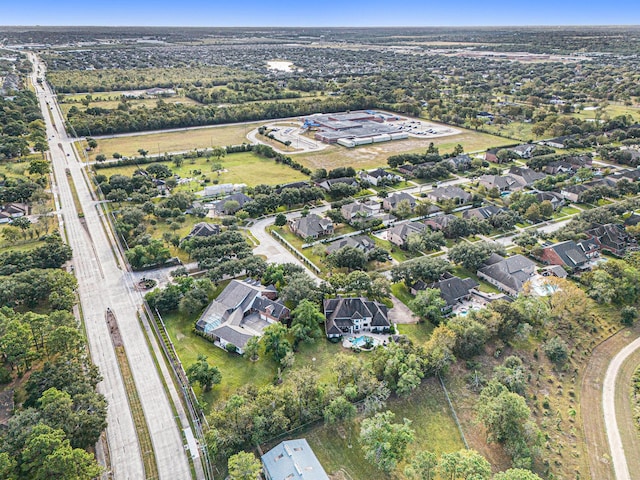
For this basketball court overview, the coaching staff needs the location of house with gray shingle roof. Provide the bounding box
[477,254,536,296]
[426,186,472,204]
[290,214,334,239]
[462,205,503,221]
[383,192,417,212]
[539,240,589,271]
[388,221,427,248]
[324,297,390,338]
[195,279,289,354]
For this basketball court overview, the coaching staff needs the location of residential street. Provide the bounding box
[29,54,194,480]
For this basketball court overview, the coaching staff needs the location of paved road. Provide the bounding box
[603,336,640,480]
[29,54,194,480]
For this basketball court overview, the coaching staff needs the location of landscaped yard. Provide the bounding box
[93,150,308,188]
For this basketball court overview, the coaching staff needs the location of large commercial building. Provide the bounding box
[304,111,408,147]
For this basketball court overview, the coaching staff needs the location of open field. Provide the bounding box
[297,129,513,171]
[481,121,541,142]
[85,123,262,160]
[94,151,308,188]
[573,103,640,122]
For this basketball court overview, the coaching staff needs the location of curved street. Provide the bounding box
[603,335,640,480]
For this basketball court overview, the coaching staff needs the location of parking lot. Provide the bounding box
[390,118,460,137]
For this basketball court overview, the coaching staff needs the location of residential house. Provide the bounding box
[324,297,391,338]
[477,253,537,296]
[560,184,590,202]
[383,192,417,212]
[359,168,403,186]
[290,214,334,239]
[538,240,590,271]
[625,212,640,227]
[262,439,329,480]
[185,222,220,238]
[411,273,479,313]
[535,191,565,210]
[195,279,290,354]
[585,223,638,256]
[325,235,375,255]
[447,154,473,171]
[341,200,380,223]
[275,181,310,193]
[1,202,28,218]
[203,183,246,197]
[462,205,503,221]
[211,192,252,215]
[541,265,568,278]
[424,213,458,231]
[507,166,546,188]
[426,186,472,204]
[387,221,427,248]
[316,176,359,192]
[510,144,537,158]
[545,136,571,149]
[484,148,500,163]
[478,174,522,192]
[607,168,640,184]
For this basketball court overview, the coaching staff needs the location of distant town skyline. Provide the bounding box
[3,0,639,27]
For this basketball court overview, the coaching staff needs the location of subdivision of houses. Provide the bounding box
[195,279,290,354]
[324,297,391,338]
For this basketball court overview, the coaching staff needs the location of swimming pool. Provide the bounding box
[350,335,376,348]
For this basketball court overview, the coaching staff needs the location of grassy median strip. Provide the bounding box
[114,345,160,480]
[66,168,84,217]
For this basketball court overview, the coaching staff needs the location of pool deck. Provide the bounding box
[341,332,391,349]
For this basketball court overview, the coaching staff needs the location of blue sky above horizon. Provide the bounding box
[3,0,639,27]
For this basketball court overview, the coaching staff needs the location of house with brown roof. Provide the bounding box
[585,223,638,256]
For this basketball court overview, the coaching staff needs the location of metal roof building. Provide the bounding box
[261,439,329,480]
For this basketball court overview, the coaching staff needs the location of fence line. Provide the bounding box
[438,374,469,449]
[270,230,322,273]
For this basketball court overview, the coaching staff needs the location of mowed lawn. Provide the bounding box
[94,151,308,187]
[86,122,264,160]
[297,128,512,171]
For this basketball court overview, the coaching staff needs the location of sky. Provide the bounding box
[2,0,639,26]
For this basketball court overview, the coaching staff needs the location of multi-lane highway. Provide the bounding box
[28,53,194,480]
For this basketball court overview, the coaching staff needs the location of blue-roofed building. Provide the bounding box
[261,439,329,480]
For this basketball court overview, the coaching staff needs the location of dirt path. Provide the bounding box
[614,345,640,478]
[582,324,640,480]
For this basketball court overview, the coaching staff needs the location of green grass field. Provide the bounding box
[85,123,262,161]
[94,151,308,188]
[297,128,512,171]
[59,95,201,115]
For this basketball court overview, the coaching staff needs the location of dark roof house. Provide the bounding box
[290,214,334,239]
[539,240,589,270]
[186,222,221,238]
[426,186,472,204]
[411,274,478,311]
[383,192,417,211]
[388,221,427,248]
[462,205,503,220]
[477,254,536,296]
[324,297,390,338]
[585,223,638,256]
